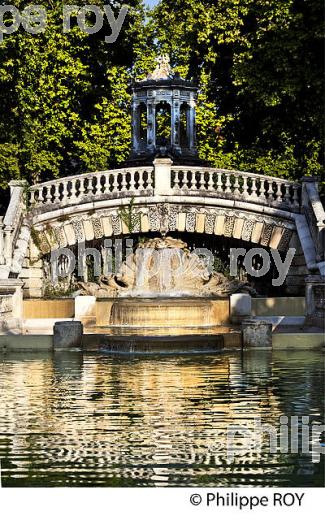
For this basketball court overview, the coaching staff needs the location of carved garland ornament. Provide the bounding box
[205,214,216,234]
[186,213,196,232]
[111,214,121,235]
[260,223,274,246]
[72,220,85,242]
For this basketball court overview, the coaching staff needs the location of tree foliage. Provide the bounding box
[0,0,146,191]
[149,0,324,179]
[0,0,323,202]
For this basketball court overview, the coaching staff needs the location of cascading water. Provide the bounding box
[133,247,185,296]
[77,236,254,340]
[78,236,254,299]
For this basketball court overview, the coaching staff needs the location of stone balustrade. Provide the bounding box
[1,161,323,284]
[171,167,300,210]
[29,167,154,208]
[27,162,301,212]
[0,181,27,275]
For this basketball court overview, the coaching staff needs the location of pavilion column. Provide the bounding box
[171,100,181,152]
[131,102,141,153]
[147,102,156,152]
[187,101,196,151]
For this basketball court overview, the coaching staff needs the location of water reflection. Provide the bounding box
[0,350,323,487]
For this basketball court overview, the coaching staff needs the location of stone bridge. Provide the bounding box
[0,158,324,297]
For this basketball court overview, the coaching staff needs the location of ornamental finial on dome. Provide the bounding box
[148,55,172,80]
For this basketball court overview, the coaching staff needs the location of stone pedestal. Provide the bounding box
[0,279,23,334]
[53,321,83,350]
[242,319,272,349]
[230,294,252,324]
[153,158,173,195]
[305,275,325,329]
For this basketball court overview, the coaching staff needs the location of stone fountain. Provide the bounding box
[74,56,254,339]
[78,237,254,333]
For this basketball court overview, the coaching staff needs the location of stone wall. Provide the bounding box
[252,297,305,316]
[285,233,310,295]
[23,299,74,319]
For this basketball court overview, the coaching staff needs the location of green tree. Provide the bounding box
[0,0,146,190]
[149,0,324,180]
[0,0,323,201]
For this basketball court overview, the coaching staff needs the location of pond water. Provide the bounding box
[0,350,323,487]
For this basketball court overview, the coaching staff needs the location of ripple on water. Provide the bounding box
[0,350,324,487]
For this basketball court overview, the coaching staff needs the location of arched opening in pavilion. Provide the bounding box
[155,101,171,147]
[180,102,190,148]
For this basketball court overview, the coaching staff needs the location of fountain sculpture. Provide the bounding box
[77,237,254,333]
[78,236,254,299]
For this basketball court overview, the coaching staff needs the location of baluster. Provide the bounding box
[174,169,180,189]
[61,181,69,203]
[112,172,119,193]
[293,185,300,207]
[146,169,153,190]
[29,189,36,206]
[242,175,248,197]
[89,176,95,195]
[233,176,240,196]
[138,169,144,190]
[275,181,283,202]
[70,179,77,202]
[208,170,214,191]
[53,184,60,203]
[129,170,136,191]
[216,171,223,193]
[284,184,291,204]
[81,178,87,199]
[199,170,205,190]
[188,170,196,190]
[45,185,52,204]
[250,177,257,199]
[258,178,266,201]
[269,181,275,203]
[121,171,127,191]
[225,173,231,194]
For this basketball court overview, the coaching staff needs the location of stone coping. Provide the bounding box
[0,279,24,294]
[0,331,323,352]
